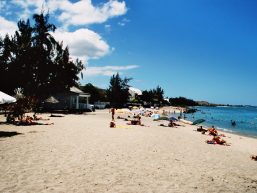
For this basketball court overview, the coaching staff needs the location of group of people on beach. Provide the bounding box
[196,125,229,145]
[108,107,257,162]
[109,107,147,128]
[9,114,54,126]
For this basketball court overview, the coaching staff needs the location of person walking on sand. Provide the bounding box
[110,107,115,121]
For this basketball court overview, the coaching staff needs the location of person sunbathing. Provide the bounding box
[168,120,175,127]
[197,126,208,134]
[18,116,53,126]
[208,126,218,136]
[159,120,180,128]
[127,116,145,126]
[206,136,229,146]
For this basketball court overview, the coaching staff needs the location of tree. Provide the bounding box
[141,90,153,103]
[153,85,164,102]
[80,83,107,103]
[106,73,131,107]
[140,85,164,106]
[0,35,13,93]
[169,97,198,107]
[0,12,83,100]
[8,19,34,95]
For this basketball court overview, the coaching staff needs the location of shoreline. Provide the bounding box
[160,106,257,139]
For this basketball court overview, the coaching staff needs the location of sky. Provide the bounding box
[0,0,257,105]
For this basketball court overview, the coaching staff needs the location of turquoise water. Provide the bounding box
[183,106,257,138]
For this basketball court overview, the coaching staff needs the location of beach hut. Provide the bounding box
[47,87,91,111]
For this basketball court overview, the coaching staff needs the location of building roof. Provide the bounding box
[70,86,84,94]
[70,86,90,97]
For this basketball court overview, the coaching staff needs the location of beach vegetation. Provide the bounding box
[106,73,131,107]
[80,83,107,103]
[169,97,198,107]
[140,86,165,106]
[0,12,83,101]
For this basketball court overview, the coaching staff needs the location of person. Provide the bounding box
[197,126,208,134]
[208,126,218,136]
[206,136,229,146]
[18,116,53,126]
[127,115,145,126]
[168,120,175,127]
[110,108,115,121]
[231,120,236,126]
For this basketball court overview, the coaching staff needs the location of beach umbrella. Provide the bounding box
[44,96,59,116]
[155,116,169,121]
[0,91,16,104]
[151,114,160,120]
[192,119,205,125]
[45,96,59,103]
[131,109,143,115]
[168,116,178,121]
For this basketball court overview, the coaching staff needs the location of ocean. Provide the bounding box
[183,106,257,138]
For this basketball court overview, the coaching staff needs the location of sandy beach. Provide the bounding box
[1,110,257,193]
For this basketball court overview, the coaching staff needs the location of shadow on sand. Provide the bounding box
[0,121,12,125]
[0,131,23,138]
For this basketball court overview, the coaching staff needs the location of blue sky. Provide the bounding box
[0,0,257,105]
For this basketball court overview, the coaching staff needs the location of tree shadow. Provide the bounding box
[0,131,23,138]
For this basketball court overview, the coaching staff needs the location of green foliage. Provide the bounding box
[169,97,198,107]
[80,83,107,103]
[140,85,164,105]
[6,96,38,122]
[0,12,83,101]
[106,73,131,107]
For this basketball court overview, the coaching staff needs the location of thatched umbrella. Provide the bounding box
[44,96,59,116]
[45,96,59,104]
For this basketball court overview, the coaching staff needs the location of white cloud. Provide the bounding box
[83,65,139,77]
[56,0,127,27]
[0,0,129,72]
[10,0,46,19]
[10,0,127,27]
[52,28,110,63]
[118,17,130,26]
[104,24,111,32]
[0,16,17,37]
[118,22,125,26]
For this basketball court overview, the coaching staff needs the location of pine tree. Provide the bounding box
[106,73,131,107]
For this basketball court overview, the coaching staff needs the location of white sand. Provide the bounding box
[0,110,257,193]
